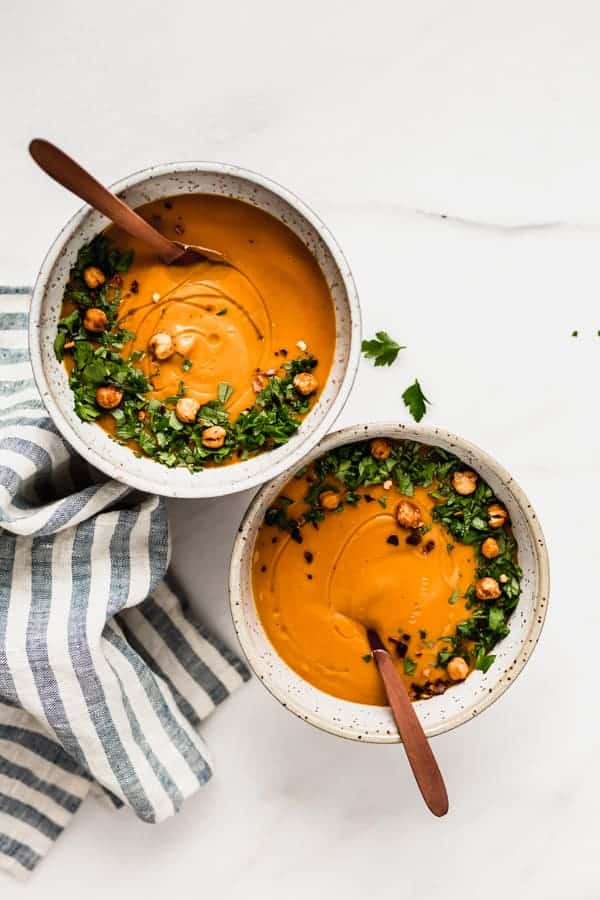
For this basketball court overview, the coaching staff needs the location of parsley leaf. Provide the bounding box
[361,331,405,367]
[402,379,430,422]
[217,382,233,404]
[403,657,417,676]
[448,588,460,605]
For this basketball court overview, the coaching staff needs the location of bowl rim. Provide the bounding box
[229,422,551,743]
[28,160,362,498]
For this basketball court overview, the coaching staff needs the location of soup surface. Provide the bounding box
[55,195,336,470]
[252,439,522,705]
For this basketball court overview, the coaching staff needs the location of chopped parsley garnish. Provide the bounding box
[402,379,430,423]
[218,382,233,404]
[362,653,373,663]
[264,437,522,691]
[403,657,417,676]
[216,307,227,316]
[361,331,405,366]
[56,236,321,472]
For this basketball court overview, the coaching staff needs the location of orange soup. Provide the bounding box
[252,439,521,705]
[55,195,336,470]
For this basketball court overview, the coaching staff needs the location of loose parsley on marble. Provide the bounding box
[402,379,430,423]
[361,331,405,367]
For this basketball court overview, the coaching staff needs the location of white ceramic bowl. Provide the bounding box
[230,423,550,742]
[29,163,361,498]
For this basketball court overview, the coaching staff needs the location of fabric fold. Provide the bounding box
[0,291,249,878]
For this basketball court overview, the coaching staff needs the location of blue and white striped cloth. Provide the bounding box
[0,289,250,880]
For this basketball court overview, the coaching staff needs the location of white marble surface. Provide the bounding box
[1,1,599,896]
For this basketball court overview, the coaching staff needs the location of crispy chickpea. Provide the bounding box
[148,332,174,361]
[481,537,500,560]
[370,438,391,460]
[96,385,123,410]
[447,657,469,681]
[83,307,108,333]
[293,372,318,396]
[488,503,508,529]
[475,576,501,601]
[175,397,200,424]
[396,500,423,530]
[252,373,269,393]
[83,266,106,289]
[452,470,477,496]
[319,490,340,510]
[202,425,227,448]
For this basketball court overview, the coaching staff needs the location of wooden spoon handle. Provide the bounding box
[29,139,181,264]
[373,648,449,817]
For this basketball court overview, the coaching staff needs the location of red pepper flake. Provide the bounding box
[423,540,435,554]
[130,280,139,294]
[164,200,173,210]
[386,534,399,546]
[406,531,422,546]
[260,565,267,573]
[304,551,314,564]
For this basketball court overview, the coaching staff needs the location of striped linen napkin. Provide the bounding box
[0,288,250,880]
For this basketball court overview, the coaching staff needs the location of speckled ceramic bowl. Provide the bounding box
[29,163,361,498]
[230,423,549,742]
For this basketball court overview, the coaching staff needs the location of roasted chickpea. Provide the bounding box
[370,438,391,460]
[488,503,508,529]
[481,537,500,560]
[96,385,123,410]
[396,500,423,530]
[202,425,227,448]
[319,490,340,510]
[83,266,106,289]
[475,576,501,601]
[252,373,269,393]
[148,332,174,361]
[175,397,200,424]
[83,307,108,333]
[293,372,318,396]
[452,470,477,496]
[447,657,469,681]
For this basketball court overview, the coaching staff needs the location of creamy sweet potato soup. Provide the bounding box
[55,195,335,470]
[252,439,522,705]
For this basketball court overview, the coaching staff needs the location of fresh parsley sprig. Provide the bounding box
[361,331,405,366]
[402,379,429,423]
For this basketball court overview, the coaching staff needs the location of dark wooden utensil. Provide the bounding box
[29,139,227,266]
[367,628,449,817]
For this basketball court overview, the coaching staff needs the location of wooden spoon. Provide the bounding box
[367,628,449,817]
[29,139,227,266]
